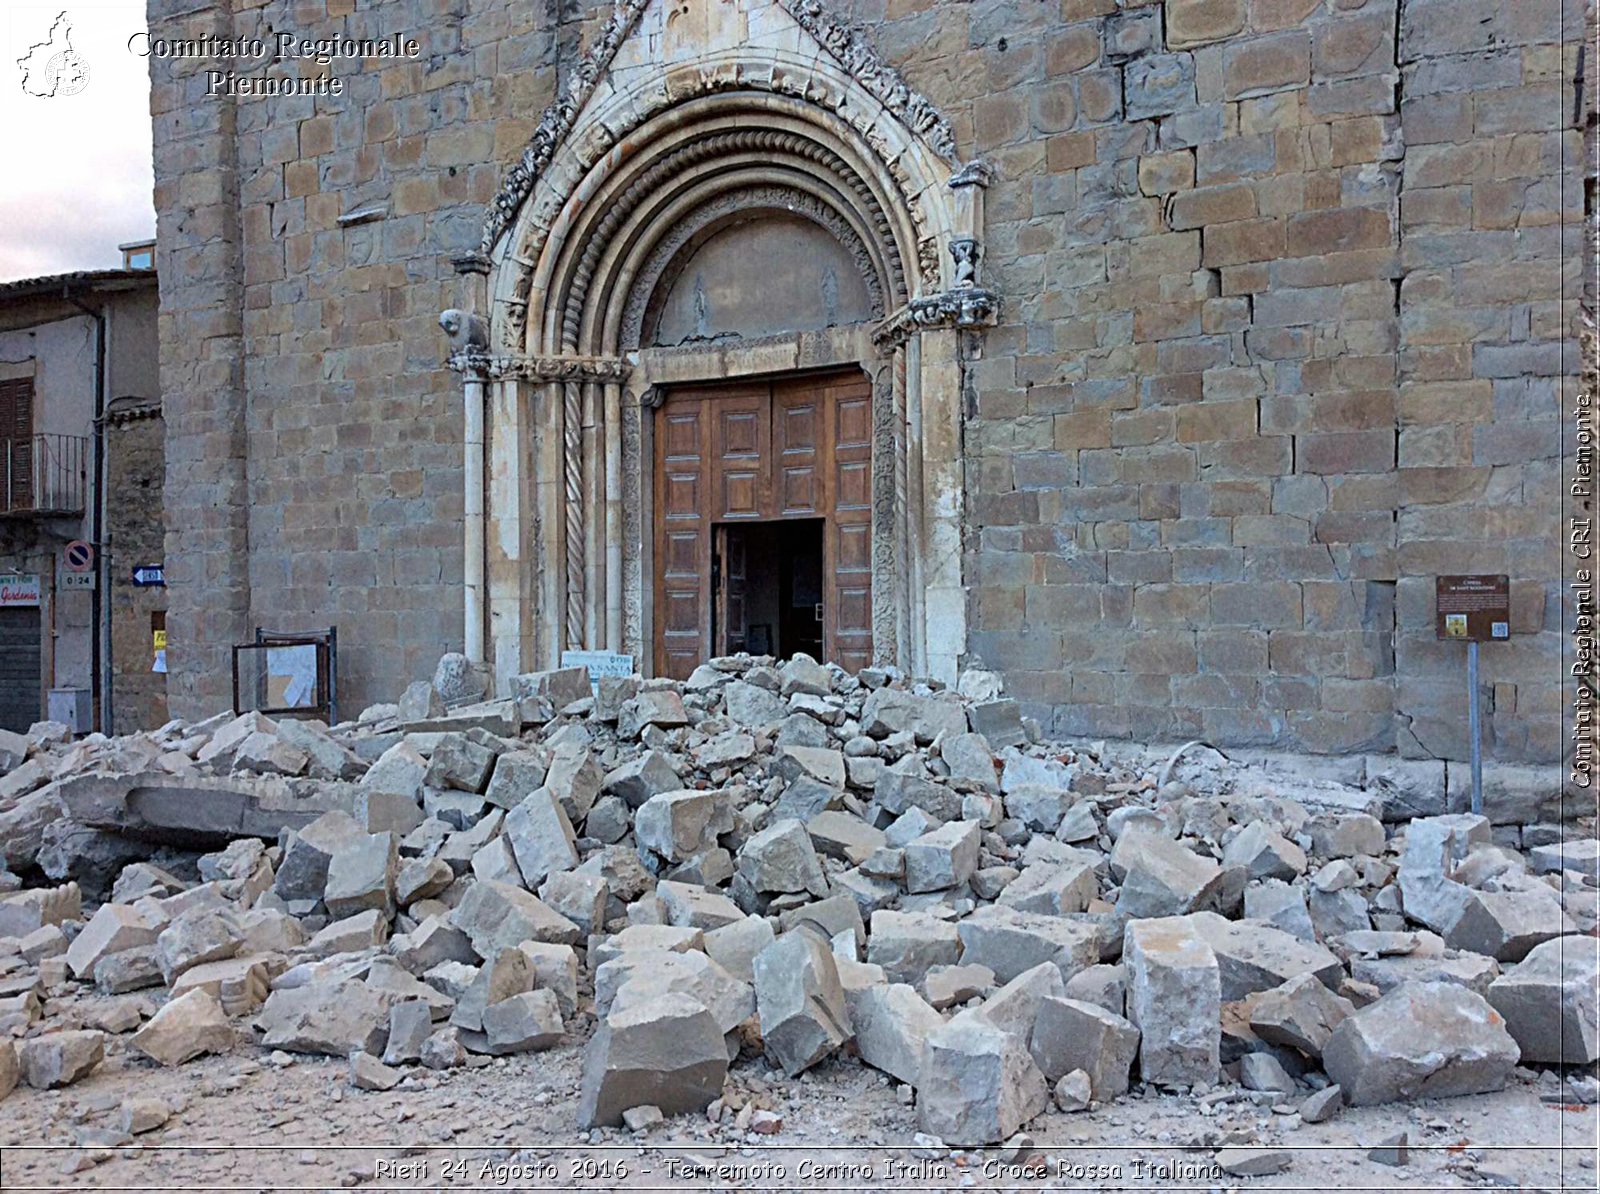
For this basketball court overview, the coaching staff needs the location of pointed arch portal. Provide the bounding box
[449,0,997,686]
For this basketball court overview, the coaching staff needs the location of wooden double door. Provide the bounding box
[653,371,873,679]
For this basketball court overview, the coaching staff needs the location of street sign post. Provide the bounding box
[1435,575,1512,815]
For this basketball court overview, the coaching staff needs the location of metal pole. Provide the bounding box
[1468,640,1483,815]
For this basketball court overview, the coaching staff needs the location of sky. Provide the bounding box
[1,2,156,282]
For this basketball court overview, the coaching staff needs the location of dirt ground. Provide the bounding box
[1,1027,1595,1192]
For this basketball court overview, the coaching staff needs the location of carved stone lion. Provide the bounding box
[439,309,489,355]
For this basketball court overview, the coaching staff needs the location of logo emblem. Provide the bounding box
[18,11,90,98]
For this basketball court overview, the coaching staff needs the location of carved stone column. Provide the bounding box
[486,373,535,687]
[917,326,965,686]
[603,380,624,651]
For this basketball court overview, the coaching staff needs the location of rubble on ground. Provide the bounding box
[0,651,1595,1155]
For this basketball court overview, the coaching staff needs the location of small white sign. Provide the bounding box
[0,574,41,606]
[561,650,636,695]
[61,572,95,590]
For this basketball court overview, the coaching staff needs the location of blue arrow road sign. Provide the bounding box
[132,565,165,587]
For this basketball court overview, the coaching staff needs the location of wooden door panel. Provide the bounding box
[775,397,821,516]
[826,377,874,674]
[715,524,749,656]
[654,399,708,679]
[714,399,768,520]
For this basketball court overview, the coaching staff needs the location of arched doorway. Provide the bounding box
[450,0,998,686]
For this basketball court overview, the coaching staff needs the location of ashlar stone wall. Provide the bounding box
[149,0,1585,770]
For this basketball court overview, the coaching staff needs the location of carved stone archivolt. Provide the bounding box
[621,183,890,349]
[480,0,959,259]
[554,133,905,351]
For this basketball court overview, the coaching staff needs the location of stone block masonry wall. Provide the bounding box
[152,0,252,718]
[154,0,565,718]
[954,0,1584,765]
[1392,0,1585,763]
[150,0,1582,769]
[108,414,169,734]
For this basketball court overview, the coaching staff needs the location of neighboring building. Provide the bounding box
[0,264,166,733]
[148,0,1584,770]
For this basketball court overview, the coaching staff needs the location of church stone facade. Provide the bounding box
[150,0,1586,772]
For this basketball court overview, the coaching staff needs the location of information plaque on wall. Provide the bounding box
[1435,575,1511,642]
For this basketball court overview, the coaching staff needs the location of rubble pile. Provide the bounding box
[0,652,1597,1149]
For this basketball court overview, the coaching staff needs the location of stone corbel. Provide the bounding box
[872,288,1000,351]
[948,159,995,190]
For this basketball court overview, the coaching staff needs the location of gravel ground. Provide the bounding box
[0,1029,1593,1192]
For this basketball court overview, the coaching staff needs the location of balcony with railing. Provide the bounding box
[1,434,89,516]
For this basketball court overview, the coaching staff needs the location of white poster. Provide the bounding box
[0,574,41,606]
[265,645,317,707]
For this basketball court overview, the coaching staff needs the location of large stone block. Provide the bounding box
[449,879,581,955]
[918,1017,1048,1147]
[502,788,579,890]
[848,983,942,1086]
[635,789,731,862]
[1031,996,1140,1099]
[19,1031,104,1089]
[1445,888,1576,963]
[273,810,365,903]
[957,906,1100,985]
[903,819,981,893]
[323,833,399,920]
[65,904,160,980]
[737,818,829,897]
[577,992,728,1128]
[1324,982,1519,1105]
[1186,911,1344,1000]
[867,910,961,983]
[753,931,852,1076]
[259,980,388,1057]
[1487,936,1599,1064]
[1112,830,1230,918]
[599,949,754,1036]
[131,989,234,1066]
[1123,917,1221,1089]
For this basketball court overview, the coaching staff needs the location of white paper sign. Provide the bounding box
[0,575,41,606]
[561,650,635,695]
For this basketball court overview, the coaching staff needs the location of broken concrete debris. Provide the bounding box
[0,652,1592,1151]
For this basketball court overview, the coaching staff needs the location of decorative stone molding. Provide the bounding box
[871,289,1001,350]
[948,159,996,189]
[445,352,632,382]
[479,0,958,257]
[784,0,959,164]
[950,238,981,289]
